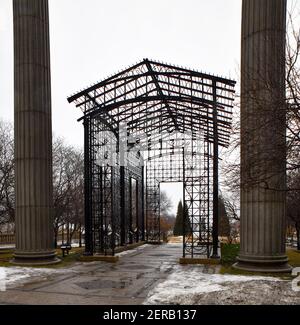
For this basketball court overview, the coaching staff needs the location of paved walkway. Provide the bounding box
[2,243,298,305]
[0,243,218,305]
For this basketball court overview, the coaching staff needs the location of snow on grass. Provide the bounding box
[144,265,283,305]
[56,241,81,248]
[0,268,6,291]
[0,266,72,290]
[0,245,15,249]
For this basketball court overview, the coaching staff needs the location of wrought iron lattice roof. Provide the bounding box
[68,59,236,147]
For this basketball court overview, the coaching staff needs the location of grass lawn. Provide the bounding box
[0,246,84,268]
[221,243,240,264]
[0,250,12,267]
[287,249,300,268]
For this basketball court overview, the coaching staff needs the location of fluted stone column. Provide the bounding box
[12,0,59,265]
[234,0,291,272]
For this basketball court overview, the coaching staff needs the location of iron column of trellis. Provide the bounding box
[83,117,93,256]
[212,81,219,258]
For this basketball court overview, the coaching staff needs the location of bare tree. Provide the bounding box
[223,197,240,222]
[64,148,84,244]
[0,120,14,233]
[0,124,84,244]
[222,10,300,194]
[159,191,174,241]
[286,10,300,170]
[52,137,84,247]
[160,190,173,216]
[287,170,300,250]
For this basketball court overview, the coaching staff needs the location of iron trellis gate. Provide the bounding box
[68,59,235,257]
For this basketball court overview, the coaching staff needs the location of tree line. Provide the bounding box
[0,120,84,246]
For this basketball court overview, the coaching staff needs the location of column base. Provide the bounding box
[233,254,292,273]
[11,250,61,266]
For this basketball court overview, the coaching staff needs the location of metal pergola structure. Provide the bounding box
[68,59,235,258]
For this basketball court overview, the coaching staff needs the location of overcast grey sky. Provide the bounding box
[0,0,242,146]
[0,0,298,213]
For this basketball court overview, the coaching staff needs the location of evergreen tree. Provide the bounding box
[218,195,231,237]
[173,200,192,236]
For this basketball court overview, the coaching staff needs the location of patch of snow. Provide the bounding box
[0,245,15,249]
[56,241,82,248]
[0,267,72,289]
[144,265,283,305]
[159,261,175,273]
[0,268,6,291]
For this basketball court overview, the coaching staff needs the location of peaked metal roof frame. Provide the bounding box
[68,58,236,147]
